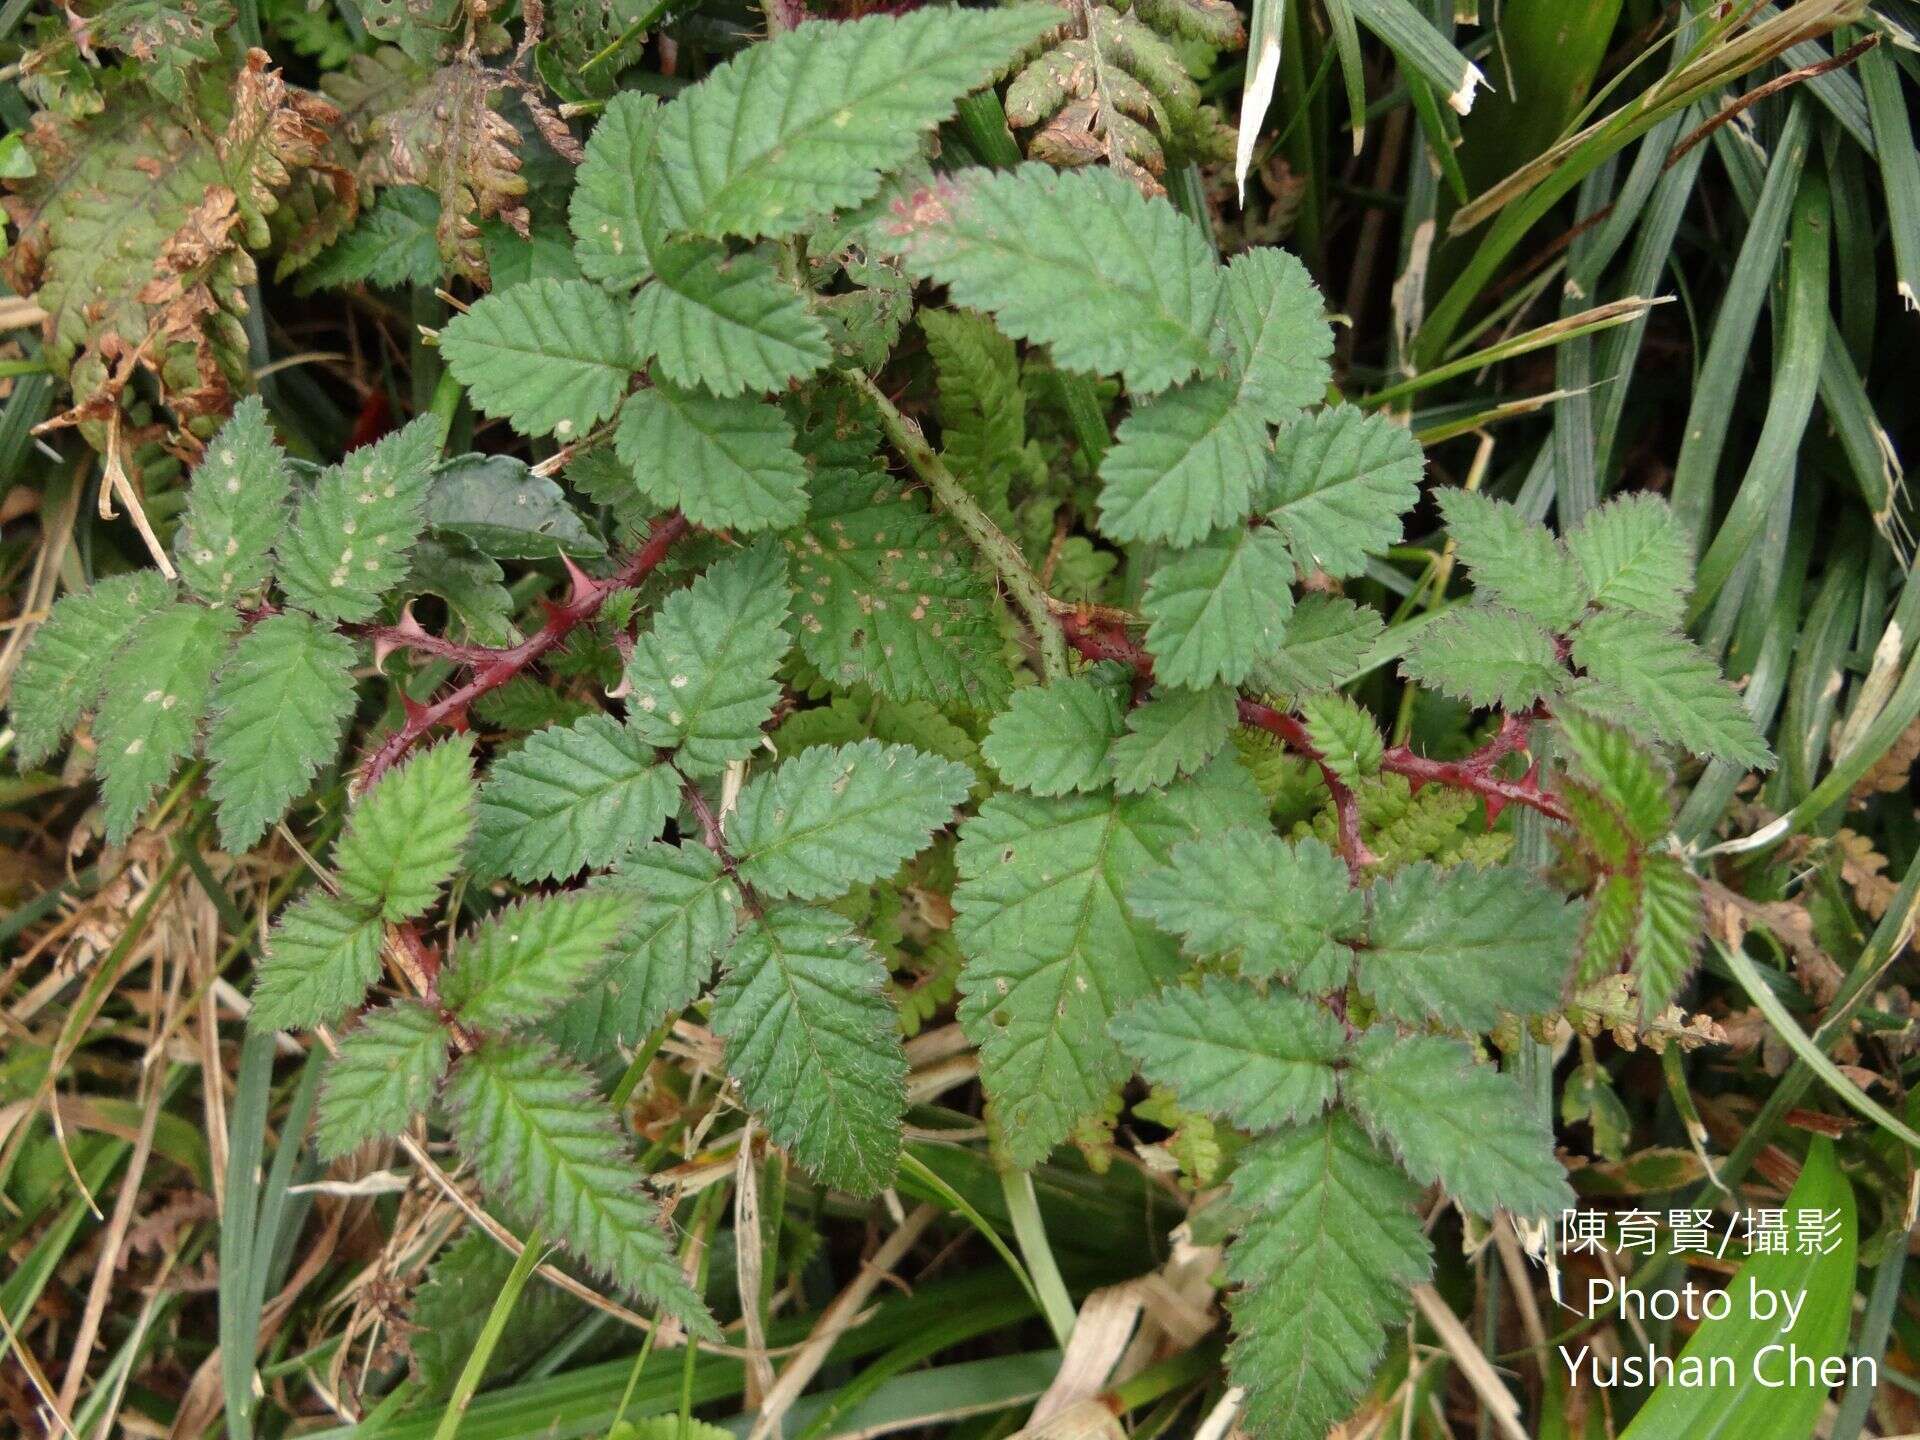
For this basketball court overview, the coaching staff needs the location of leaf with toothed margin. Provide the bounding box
[334,735,477,923]
[316,1001,449,1158]
[1141,525,1295,689]
[615,381,810,532]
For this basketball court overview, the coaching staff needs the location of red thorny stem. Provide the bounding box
[1058,610,1570,879]
[352,511,691,991]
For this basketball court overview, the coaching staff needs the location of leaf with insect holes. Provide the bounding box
[335,736,476,922]
[1131,830,1362,989]
[174,397,291,604]
[206,613,358,851]
[1436,490,1588,633]
[472,715,676,882]
[277,417,443,623]
[1110,685,1237,794]
[1225,1114,1432,1440]
[250,893,386,1032]
[953,788,1204,1166]
[730,740,974,901]
[1341,1029,1574,1219]
[1565,493,1691,624]
[615,382,809,532]
[623,542,790,776]
[1262,406,1423,579]
[1112,977,1344,1129]
[980,666,1129,796]
[446,1038,717,1332]
[11,571,173,767]
[1142,525,1294,689]
[785,469,1011,709]
[95,603,238,842]
[711,905,908,1193]
[1569,609,1773,769]
[1400,605,1565,712]
[440,278,638,441]
[550,844,740,1060]
[647,8,1062,241]
[316,1001,449,1158]
[1358,862,1579,1030]
[891,164,1223,393]
[441,893,633,1030]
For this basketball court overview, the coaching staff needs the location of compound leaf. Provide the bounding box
[1570,609,1774,769]
[1400,606,1565,712]
[1436,490,1588,633]
[1141,525,1294,689]
[442,893,633,1030]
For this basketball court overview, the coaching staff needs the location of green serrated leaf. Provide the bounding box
[624,543,790,775]
[11,571,173,767]
[1359,862,1578,1029]
[1112,977,1343,1129]
[441,278,637,441]
[335,735,476,922]
[1633,852,1701,1018]
[1097,380,1269,547]
[445,1039,717,1332]
[175,396,291,604]
[1250,594,1383,701]
[919,307,1032,522]
[1299,691,1381,788]
[1580,871,1641,986]
[316,1001,449,1158]
[1565,493,1690,623]
[1400,606,1564,711]
[615,382,808,532]
[1132,831,1362,989]
[95,603,238,841]
[649,8,1062,241]
[785,470,1011,709]
[1142,525,1294,689]
[442,893,632,1030]
[890,164,1222,393]
[207,612,358,851]
[731,740,973,901]
[711,905,907,1194]
[1569,609,1773,769]
[551,844,740,1059]
[1110,685,1236,794]
[251,893,386,1031]
[569,91,667,290]
[979,667,1128,796]
[473,715,675,883]
[1216,246,1332,424]
[1225,1114,1431,1440]
[277,417,442,623]
[299,185,443,292]
[631,241,832,397]
[953,789,1199,1166]
[1342,1029,1574,1219]
[1436,490,1588,632]
[1263,406,1423,579]
[1555,711,1673,844]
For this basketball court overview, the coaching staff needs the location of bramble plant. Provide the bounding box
[8,2,1818,1436]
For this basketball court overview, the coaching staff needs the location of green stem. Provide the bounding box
[428,368,464,452]
[995,1166,1075,1346]
[431,1228,546,1440]
[849,371,1070,681]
